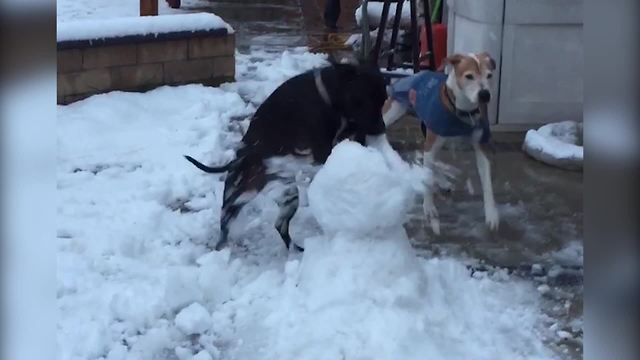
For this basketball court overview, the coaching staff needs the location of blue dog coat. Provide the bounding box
[389,71,490,143]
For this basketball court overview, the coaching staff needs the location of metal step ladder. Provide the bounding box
[360,0,436,79]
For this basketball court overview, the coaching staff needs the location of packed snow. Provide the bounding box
[57,0,208,22]
[57,13,233,42]
[57,47,559,359]
[523,121,583,170]
[175,303,212,335]
[308,140,428,235]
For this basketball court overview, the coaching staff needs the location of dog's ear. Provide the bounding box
[478,52,496,70]
[439,54,464,71]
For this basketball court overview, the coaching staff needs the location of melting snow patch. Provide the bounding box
[523,121,583,170]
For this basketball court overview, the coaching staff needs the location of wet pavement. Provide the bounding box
[179,1,583,357]
[180,0,362,51]
[181,0,308,50]
[390,121,583,269]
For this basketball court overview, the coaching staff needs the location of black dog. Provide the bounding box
[185,62,388,251]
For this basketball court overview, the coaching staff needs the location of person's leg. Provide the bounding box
[324,0,341,29]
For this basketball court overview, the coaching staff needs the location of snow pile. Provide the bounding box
[523,121,583,170]
[308,141,427,234]
[56,49,329,360]
[175,303,211,335]
[248,140,555,360]
[254,246,555,360]
[57,48,556,359]
[57,13,233,42]
[57,86,249,360]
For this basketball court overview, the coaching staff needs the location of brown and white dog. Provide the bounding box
[382,52,499,234]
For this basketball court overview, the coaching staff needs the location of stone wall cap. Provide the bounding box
[57,13,234,43]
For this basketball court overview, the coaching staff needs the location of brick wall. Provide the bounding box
[57,31,235,104]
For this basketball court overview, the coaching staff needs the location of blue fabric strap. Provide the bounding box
[389,71,491,143]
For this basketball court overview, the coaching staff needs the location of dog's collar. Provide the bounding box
[441,85,481,120]
[314,69,332,107]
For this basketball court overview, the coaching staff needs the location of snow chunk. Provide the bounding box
[57,13,233,42]
[537,284,551,294]
[193,350,213,360]
[552,241,583,267]
[196,249,235,306]
[557,330,573,340]
[308,141,427,234]
[175,346,192,360]
[175,302,211,335]
[523,121,583,170]
[166,267,205,311]
[257,238,556,360]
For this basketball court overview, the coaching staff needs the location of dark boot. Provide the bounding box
[323,0,341,30]
[166,0,181,9]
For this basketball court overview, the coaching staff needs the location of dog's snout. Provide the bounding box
[478,89,491,103]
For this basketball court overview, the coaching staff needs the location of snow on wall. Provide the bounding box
[57,0,208,22]
[57,13,234,43]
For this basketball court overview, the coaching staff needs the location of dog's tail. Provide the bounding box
[184,155,233,173]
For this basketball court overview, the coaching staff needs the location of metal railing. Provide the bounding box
[360,0,435,76]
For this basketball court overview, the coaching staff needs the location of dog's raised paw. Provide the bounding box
[423,203,441,235]
[485,206,500,231]
[429,217,441,235]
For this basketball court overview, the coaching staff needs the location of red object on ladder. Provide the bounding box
[421,23,447,70]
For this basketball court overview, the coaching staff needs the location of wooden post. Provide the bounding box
[140,0,158,16]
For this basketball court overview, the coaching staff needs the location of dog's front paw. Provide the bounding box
[423,203,441,235]
[484,205,500,231]
[429,217,441,235]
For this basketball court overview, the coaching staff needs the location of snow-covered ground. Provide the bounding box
[58,47,559,359]
[56,1,566,359]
